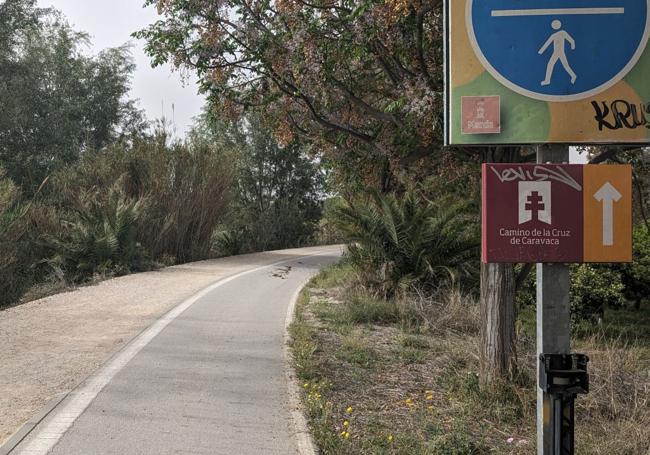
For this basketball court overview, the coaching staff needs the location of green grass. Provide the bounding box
[310,263,356,288]
[288,289,321,381]
[582,302,650,344]
[313,293,405,329]
[396,334,430,364]
[398,334,430,349]
[336,331,378,368]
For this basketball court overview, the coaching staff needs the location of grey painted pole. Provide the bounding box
[536,145,571,455]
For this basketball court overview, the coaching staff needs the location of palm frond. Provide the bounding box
[333,188,480,295]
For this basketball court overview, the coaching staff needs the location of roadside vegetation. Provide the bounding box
[289,261,650,454]
[0,118,325,308]
[0,1,326,308]
[288,185,650,454]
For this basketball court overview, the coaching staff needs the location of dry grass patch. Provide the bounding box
[288,264,650,454]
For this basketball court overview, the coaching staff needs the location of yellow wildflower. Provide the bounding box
[343,420,349,427]
[388,435,394,443]
[346,406,353,414]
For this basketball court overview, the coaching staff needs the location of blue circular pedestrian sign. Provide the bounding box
[468,0,650,101]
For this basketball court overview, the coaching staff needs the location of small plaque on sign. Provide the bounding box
[461,96,500,134]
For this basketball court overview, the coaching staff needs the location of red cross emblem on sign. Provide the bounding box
[525,191,546,222]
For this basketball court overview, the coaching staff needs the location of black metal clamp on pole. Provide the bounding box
[539,353,590,455]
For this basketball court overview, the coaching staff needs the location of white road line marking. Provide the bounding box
[14,249,336,455]
[491,8,625,17]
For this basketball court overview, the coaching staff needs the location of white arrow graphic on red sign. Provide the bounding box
[593,182,622,246]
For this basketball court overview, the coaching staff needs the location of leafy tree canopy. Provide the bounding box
[196,113,325,252]
[136,0,444,189]
[0,0,147,193]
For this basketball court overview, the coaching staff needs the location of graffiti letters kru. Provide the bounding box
[592,100,650,131]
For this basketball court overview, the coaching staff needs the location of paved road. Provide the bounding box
[12,248,341,455]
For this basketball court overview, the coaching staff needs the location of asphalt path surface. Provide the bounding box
[12,248,341,455]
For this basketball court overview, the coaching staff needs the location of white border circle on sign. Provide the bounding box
[466,0,650,102]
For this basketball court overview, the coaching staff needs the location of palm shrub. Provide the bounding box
[51,133,237,264]
[46,182,149,282]
[213,230,245,257]
[333,188,479,295]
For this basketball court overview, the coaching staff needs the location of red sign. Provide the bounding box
[461,96,500,134]
[482,164,632,263]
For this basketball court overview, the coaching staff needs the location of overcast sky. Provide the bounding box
[37,0,205,139]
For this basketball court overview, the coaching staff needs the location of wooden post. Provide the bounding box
[479,263,516,385]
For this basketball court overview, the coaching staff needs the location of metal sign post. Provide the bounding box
[536,145,571,455]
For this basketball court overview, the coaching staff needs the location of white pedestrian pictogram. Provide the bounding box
[538,20,577,86]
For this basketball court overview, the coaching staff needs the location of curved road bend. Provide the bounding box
[13,247,342,455]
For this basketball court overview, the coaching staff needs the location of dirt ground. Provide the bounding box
[0,246,338,446]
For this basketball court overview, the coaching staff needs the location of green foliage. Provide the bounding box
[0,167,58,307]
[515,264,536,310]
[317,197,348,245]
[309,262,355,289]
[620,224,650,307]
[136,0,451,193]
[430,431,489,455]
[45,184,148,282]
[326,293,405,325]
[336,331,378,368]
[0,169,27,305]
[197,114,325,253]
[288,289,321,382]
[334,188,479,295]
[517,264,628,325]
[213,230,245,257]
[52,133,237,265]
[570,264,625,325]
[0,133,238,301]
[0,0,146,193]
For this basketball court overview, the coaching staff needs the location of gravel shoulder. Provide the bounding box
[0,245,340,446]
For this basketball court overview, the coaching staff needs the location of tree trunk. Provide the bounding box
[479,262,516,386]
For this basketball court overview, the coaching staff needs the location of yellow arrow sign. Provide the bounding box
[583,165,632,262]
